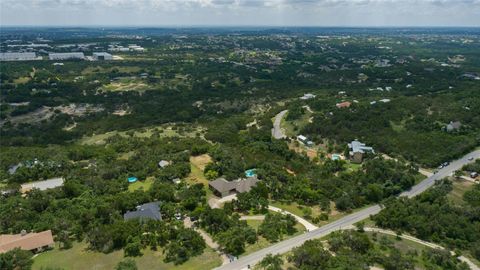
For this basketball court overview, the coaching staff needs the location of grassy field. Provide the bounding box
[33,242,222,270]
[79,125,204,145]
[344,161,362,172]
[186,154,214,197]
[281,110,312,138]
[243,222,306,257]
[128,177,155,192]
[447,178,474,205]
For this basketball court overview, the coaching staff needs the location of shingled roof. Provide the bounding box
[209,176,260,196]
[0,230,54,253]
[124,201,162,221]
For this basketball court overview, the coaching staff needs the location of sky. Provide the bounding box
[1,0,480,27]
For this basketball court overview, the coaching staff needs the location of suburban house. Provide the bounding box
[300,93,316,100]
[92,52,112,60]
[0,230,54,253]
[336,101,351,109]
[124,201,162,221]
[348,140,375,163]
[209,176,260,198]
[297,135,314,147]
[446,121,462,132]
[158,160,171,168]
[20,177,64,193]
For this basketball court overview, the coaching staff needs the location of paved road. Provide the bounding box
[215,150,480,270]
[271,110,288,139]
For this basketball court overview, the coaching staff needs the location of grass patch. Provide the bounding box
[447,178,474,205]
[243,223,306,256]
[246,220,263,231]
[344,161,362,172]
[128,177,155,192]
[79,125,204,145]
[13,76,31,84]
[281,111,312,138]
[32,241,222,270]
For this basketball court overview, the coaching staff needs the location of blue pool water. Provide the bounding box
[245,169,257,177]
[128,177,138,183]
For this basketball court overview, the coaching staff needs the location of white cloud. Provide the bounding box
[1,0,479,26]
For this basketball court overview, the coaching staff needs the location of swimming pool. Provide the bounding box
[245,169,257,177]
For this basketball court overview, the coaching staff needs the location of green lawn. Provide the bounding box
[243,223,306,257]
[447,179,474,205]
[344,161,362,172]
[33,242,222,270]
[245,220,263,231]
[280,111,312,138]
[128,177,155,192]
[79,125,204,145]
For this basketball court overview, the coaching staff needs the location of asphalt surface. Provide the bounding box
[215,149,480,270]
[271,110,288,139]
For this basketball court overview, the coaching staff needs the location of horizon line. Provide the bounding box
[1,25,480,29]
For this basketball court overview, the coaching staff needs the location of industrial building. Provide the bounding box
[92,52,113,60]
[0,52,40,61]
[48,52,85,60]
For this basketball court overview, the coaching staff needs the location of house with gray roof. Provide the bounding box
[348,140,375,163]
[446,121,462,132]
[209,176,260,198]
[123,201,162,221]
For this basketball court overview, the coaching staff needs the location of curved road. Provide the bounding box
[363,227,479,270]
[272,110,288,139]
[215,150,480,270]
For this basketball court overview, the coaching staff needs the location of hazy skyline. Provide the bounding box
[1,0,480,27]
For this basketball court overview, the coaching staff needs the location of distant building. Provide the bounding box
[336,101,351,109]
[209,176,260,198]
[0,230,54,253]
[92,52,112,60]
[20,177,64,193]
[348,140,375,163]
[297,135,314,146]
[0,52,39,61]
[158,160,170,168]
[124,202,162,221]
[300,93,316,100]
[446,121,462,132]
[48,52,85,60]
[379,99,391,103]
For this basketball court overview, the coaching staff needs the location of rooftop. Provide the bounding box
[124,201,162,221]
[348,140,374,154]
[21,177,64,193]
[209,176,260,195]
[0,230,54,253]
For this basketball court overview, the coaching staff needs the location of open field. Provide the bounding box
[242,222,306,257]
[79,125,205,145]
[448,178,474,205]
[32,241,222,270]
[128,177,155,192]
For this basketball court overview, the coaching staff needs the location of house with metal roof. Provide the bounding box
[209,176,260,198]
[48,52,85,60]
[20,177,64,193]
[446,121,462,132]
[0,230,54,253]
[348,140,375,163]
[0,52,40,61]
[93,52,112,60]
[123,201,162,221]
